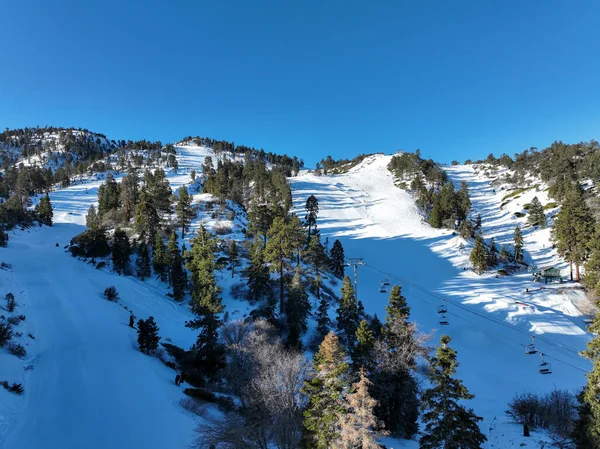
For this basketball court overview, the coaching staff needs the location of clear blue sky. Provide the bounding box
[1,0,599,165]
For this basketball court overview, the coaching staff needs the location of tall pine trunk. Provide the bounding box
[570,260,573,281]
[576,263,581,282]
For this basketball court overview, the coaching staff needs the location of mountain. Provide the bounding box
[0,131,595,448]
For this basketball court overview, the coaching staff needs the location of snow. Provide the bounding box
[290,156,592,448]
[0,147,594,448]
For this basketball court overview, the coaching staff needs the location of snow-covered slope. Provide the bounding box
[289,155,592,448]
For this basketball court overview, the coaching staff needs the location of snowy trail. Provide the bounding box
[290,155,591,447]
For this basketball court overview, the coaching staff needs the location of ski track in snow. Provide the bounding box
[0,148,594,448]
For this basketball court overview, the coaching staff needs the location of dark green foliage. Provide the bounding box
[336,276,359,349]
[6,293,16,313]
[352,319,375,372]
[176,186,194,239]
[119,171,139,223]
[302,332,349,448]
[264,216,294,314]
[527,196,546,228]
[305,194,319,238]
[8,342,26,357]
[152,233,169,283]
[315,296,331,342]
[286,268,310,349]
[246,238,271,302]
[144,168,172,214]
[1,381,24,395]
[135,242,151,280]
[134,189,160,243]
[98,172,120,217]
[487,237,498,267]
[247,204,274,245]
[553,184,595,281]
[579,313,600,444]
[470,235,489,275]
[386,285,410,323]
[573,388,599,448]
[474,213,482,233]
[513,225,524,262]
[103,286,119,301]
[305,235,328,300]
[0,321,13,346]
[0,228,7,247]
[137,316,161,355]
[168,233,187,301]
[228,240,238,278]
[329,239,345,279]
[35,193,53,226]
[186,225,225,378]
[419,335,486,449]
[69,205,110,258]
[112,228,132,275]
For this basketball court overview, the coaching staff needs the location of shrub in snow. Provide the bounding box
[0,321,13,346]
[230,283,247,300]
[7,317,20,326]
[7,342,27,358]
[6,293,16,312]
[1,381,24,395]
[103,286,119,301]
[137,316,160,355]
[0,229,8,248]
[180,397,206,416]
[214,222,232,235]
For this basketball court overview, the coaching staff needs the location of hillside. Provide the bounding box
[0,142,596,448]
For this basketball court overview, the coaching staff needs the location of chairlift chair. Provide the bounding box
[438,298,448,314]
[379,281,387,293]
[525,335,538,355]
[439,314,449,325]
[383,275,390,286]
[539,353,552,375]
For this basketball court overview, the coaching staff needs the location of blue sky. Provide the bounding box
[1,0,599,165]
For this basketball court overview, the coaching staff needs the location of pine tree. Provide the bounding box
[134,189,160,243]
[337,276,359,349]
[386,285,410,324]
[264,216,294,314]
[302,332,349,449]
[305,194,319,238]
[286,268,310,349]
[120,171,139,223]
[144,168,172,214]
[112,228,132,275]
[305,235,328,300]
[176,185,194,239]
[329,239,345,279]
[514,225,524,262]
[352,320,375,373]
[35,193,53,226]
[419,335,486,449]
[474,213,482,233]
[228,240,239,278]
[186,225,224,378]
[247,238,271,302]
[488,237,498,267]
[470,235,489,275]
[316,296,331,342]
[98,172,120,217]
[136,242,151,280]
[572,388,598,448]
[137,316,161,355]
[86,204,101,232]
[577,313,600,445]
[333,369,388,449]
[527,196,546,228]
[152,233,169,283]
[247,204,273,247]
[289,214,306,265]
[553,184,595,281]
[167,233,187,301]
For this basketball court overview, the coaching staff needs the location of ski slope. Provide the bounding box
[289,155,592,447]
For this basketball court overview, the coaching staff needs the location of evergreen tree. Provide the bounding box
[112,228,132,275]
[572,388,598,448]
[144,168,172,214]
[419,335,486,449]
[228,240,239,278]
[305,235,328,300]
[470,235,489,275]
[333,369,387,449]
[168,233,187,301]
[247,238,271,302]
[337,275,359,349]
[316,296,331,342]
[264,216,294,314]
[474,213,482,233]
[352,320,375,373]
[289,213,306,265]
[176,185,194,239]
[305,194,319,238]
[527,196,546,228]
[137,316,161,355]
[86,204,101,232]
[136,241,151,280]
[286,268,310,349]
[500,245,512,262]
[247,204,273,247]
[186,225,224,378]
[134,189,160,243]
[488,237,498,267]
[98,172,120,217]
[302,332,349,449]
[152,233,169,283]
[513,225,524,262]
[35,193,53,226]
[120,171,139,223]
[386,285,410,325]
[553,184,595,281]
[329,239,345,279]
[578,313,600,445]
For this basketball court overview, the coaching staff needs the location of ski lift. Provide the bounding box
[379,281,388,294]
[438,298,448,314]
[383,275,390,287]
[439,314,449,326]
[539,353,552,375]
[525,335,538,355]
